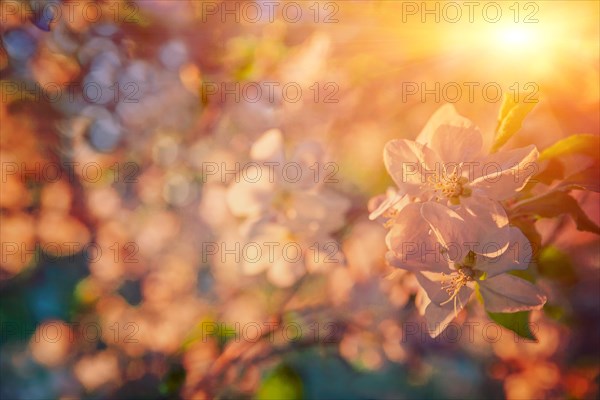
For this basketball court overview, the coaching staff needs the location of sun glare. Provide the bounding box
[496,25,538,49]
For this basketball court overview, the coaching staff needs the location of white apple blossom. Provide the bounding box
[370,187,511,257]
[384,201,547,336]
[227,129,349,236]
[226,129,350,287]
[239,219,345,288]
[370,105,538,237]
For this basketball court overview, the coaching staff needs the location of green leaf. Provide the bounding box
[497,92,519,122]
[543,303,566,322]
[487,311,537,341]
[492,94,537,152]
[511,191,600,234]
[538,134,600,162]
[256,365,303,400]
[182,317,238,351]
[160,364,186,396]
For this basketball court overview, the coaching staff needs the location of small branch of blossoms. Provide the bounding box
[369,103,548,338]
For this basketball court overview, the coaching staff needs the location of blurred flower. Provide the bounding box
[37,211,91,256]
[29,320,72,367]
[0,212,36,276]
[340,330,384,371]
[240,220,344,287]
[225,129,350,287]
[227,129,349,233]
[74,351,120,391]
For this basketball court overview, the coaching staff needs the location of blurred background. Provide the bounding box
[1,0,599,399]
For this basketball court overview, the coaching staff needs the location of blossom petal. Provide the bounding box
[429,122,483,164]
[385,202,424,250]
[420,201,468,261]
[386,203,448,272]
[267,257,305,288]
[416,271,473,337]
[240,226,286,274]
[288,189,350,234]
[471,145,539,200]
[476,226,532,278]
[385,250,447,273]
[479,274,547,313]
[226,177,274,218]
[415,286,430,316]
[416,104,472,146]
[417,271,473,306]
[368,193,388,218]
[251,128,285,164]
[421,199,510,260]
[289,140,325,190]
[242,256,270,275]
[384,139,439,197]
[457,197,510,256]
[423,303,463,338]
[368,189,404,221]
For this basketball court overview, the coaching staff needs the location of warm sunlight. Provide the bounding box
[495,25,539,48]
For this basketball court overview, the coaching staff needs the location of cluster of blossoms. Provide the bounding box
[369,105,547,336]
[224,129,350,287]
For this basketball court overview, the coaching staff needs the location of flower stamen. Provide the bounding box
[429,169,472,204]
[440,263,479,316]
[383,208,399,228]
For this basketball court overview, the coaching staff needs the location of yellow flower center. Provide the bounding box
[441,267,475,303]
[430,170,472,205]
[439,252,481,314]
